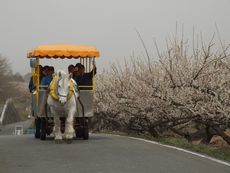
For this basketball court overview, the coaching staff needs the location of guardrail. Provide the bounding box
[0,99,11,125]
[0,98,20,125]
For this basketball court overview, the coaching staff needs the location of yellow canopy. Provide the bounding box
[27,44,100,59]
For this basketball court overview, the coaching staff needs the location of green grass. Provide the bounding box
[159,137,230,162]
[96,130,230,162]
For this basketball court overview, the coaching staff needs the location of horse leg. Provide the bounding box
[51,108,62,143]
[64,107,76,143]
[54,116,62,142]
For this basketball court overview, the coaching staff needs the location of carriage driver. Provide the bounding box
[68,64,80,96]
[73,60,96,90]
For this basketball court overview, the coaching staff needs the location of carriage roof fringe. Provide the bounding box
[27,44,100,59]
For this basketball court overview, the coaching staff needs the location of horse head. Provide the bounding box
[56,70,73,105]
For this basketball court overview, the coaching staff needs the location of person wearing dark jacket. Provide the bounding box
[28,65,43,93]
[73,61,97,90]
[28,77,36,93]
[40,66,53,89]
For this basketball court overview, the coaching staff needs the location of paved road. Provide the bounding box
[0,133,229,173]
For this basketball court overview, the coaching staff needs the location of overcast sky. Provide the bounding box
[0,0,229,75]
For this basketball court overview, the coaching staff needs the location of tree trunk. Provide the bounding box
[148,125,159,138]
[200,126,216,144]
[170,128,191,141]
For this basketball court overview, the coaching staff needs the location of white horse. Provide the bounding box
[47,70,78,143]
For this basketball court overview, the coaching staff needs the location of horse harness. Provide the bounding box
[49,76,74,101]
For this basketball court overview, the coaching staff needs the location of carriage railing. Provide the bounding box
[78,86,94,90]
[33,57,96,113]
[39,85,49,91]
[40,85,95,90]
[33,85,93,118]
[38,85,95,92]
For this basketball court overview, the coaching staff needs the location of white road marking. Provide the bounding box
[128,136,230,167]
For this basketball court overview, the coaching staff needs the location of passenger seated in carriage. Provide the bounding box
[49,66,55,76]
[28,77,36,93]
[73,61,96,90]
[40,66,54,89]
[68,64,75,74]
[37,66,55,117]
[67,64,80,93]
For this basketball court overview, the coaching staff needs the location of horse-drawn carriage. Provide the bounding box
[27,45,100,143]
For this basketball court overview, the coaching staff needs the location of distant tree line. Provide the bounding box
[0,55,24,102]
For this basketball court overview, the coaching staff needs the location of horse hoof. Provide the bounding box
[66,139,72,144]
[55,139,62,144]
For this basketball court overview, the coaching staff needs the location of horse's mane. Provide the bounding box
[56,70,67,79]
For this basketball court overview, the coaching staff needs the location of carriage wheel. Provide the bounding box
[40,117,47,140]
[75,118,89,140]
[83,126,89,140]
[75,128,83,138]
[34,117,41,139]
[83,118,89,140]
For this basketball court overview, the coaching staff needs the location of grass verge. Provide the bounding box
[96,130,230,162]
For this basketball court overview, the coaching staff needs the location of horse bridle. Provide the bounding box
[56,77,70,99]
[57,93,69,98]
[55,75,85,118]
